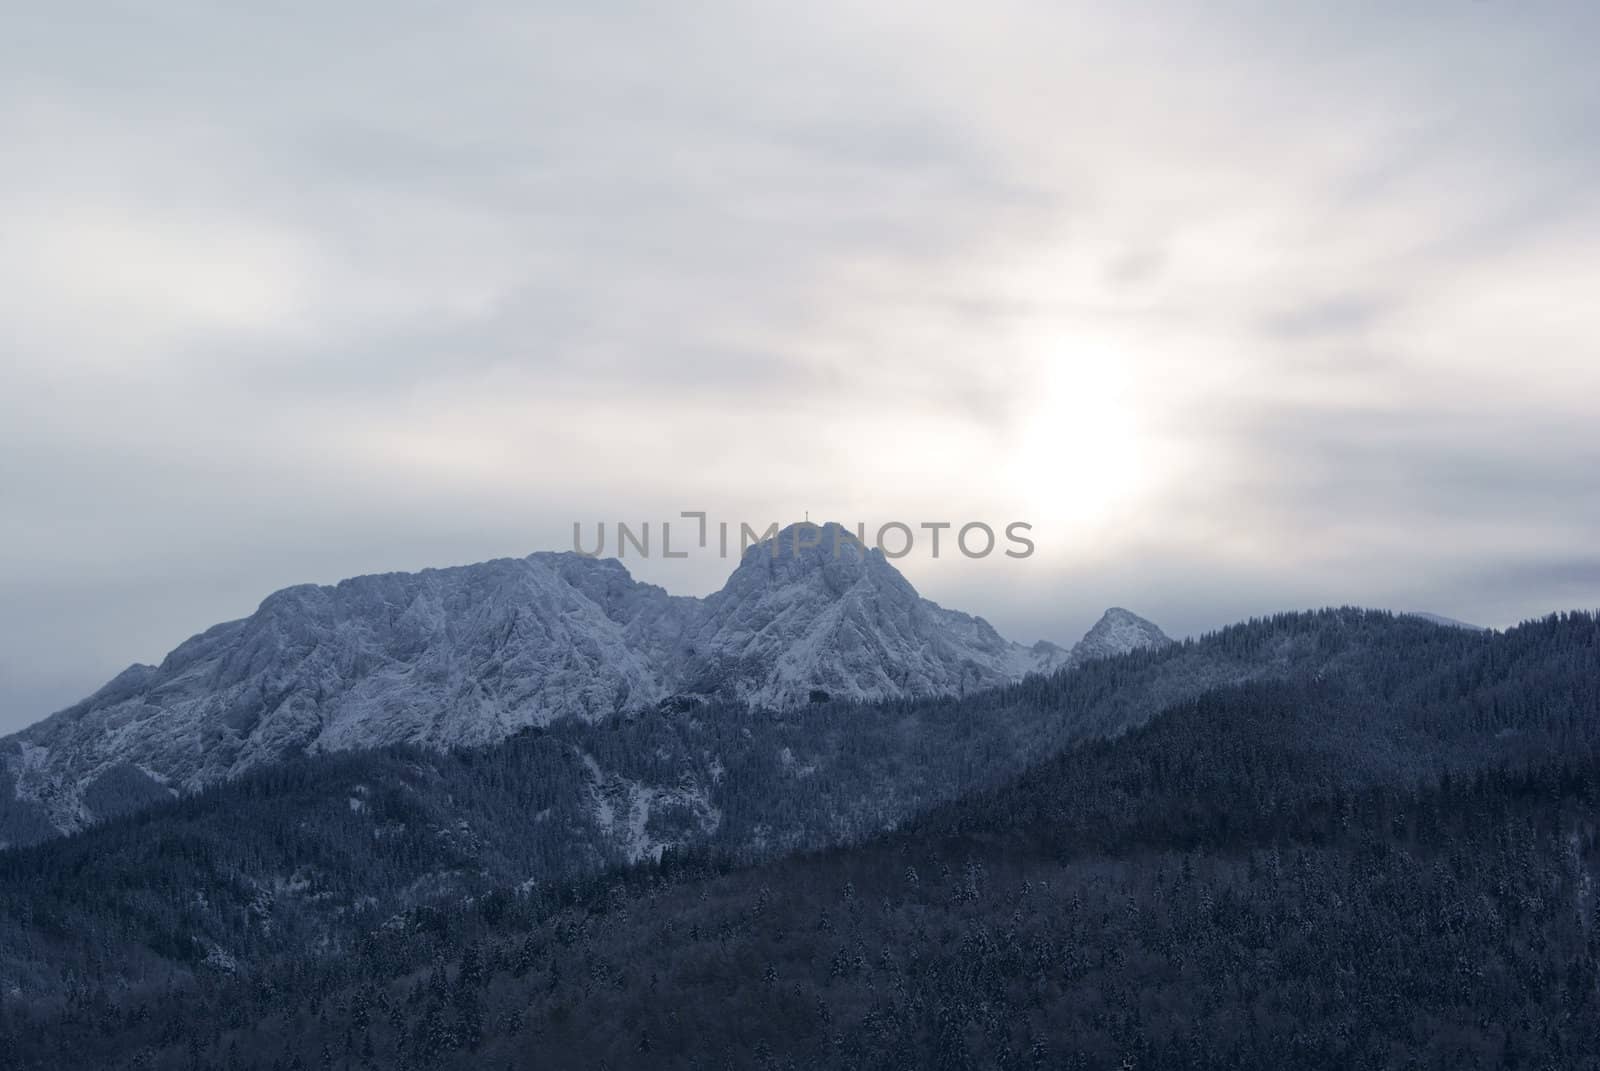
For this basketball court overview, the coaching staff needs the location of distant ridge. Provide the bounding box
[1404,611,1488,632]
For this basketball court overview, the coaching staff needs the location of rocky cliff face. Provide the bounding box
[0,523,1166,839]
[1065,606,1172,665]
[675,523,1068,707]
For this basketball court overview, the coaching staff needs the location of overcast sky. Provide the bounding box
[3,2,1598,733]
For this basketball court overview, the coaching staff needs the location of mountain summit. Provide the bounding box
[1068,607,1172,663]
[0,524,1163,838]
[676,522,1068,707]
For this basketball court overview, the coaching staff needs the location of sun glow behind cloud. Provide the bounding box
[1,1,1598,730]
[1009,332,1150,537]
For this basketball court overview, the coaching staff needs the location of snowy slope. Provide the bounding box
[2,554,697,837]
[0,522,1161,840]
[674,523,1069,707]
[1065,607,1172,664]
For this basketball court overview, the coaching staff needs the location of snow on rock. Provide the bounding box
[202,945,240,974]
[1065,607,1172,665]
[674,523,1071,708]
[578,750,721,863]
[0,522,1163,841]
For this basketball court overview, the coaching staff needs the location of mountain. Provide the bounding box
[0,522,1140,841]
[1,610,1584,997]
[3,611,1596,1069]
[1404,610,1488,631]
[1064,605,1170,663]
[673,523,1071,707]
[0,553,695,842]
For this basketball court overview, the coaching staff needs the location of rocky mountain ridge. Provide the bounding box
[0,522,1169,839]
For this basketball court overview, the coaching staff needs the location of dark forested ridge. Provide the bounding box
[0,609,1597,1069]
[15,749,1595,1071]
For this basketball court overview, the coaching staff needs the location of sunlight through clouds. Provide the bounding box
[1,0,1597,728]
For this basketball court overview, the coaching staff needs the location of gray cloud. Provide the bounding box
[2,2,1599,729]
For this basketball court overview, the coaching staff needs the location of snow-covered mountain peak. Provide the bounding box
[721,522,884,586]
[1069,607,1172,664]
[675,521,1053,708]
[1,532,1164,842]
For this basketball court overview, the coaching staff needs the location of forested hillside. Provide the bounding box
[5,679,1598,1069]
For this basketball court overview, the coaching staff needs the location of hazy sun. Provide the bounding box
[1010,339,1147,534]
